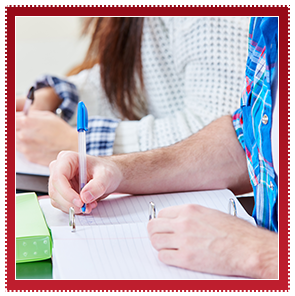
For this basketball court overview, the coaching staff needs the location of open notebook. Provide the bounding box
[39,189,256,280]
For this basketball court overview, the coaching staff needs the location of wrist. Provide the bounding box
[243,227,278,279]
[109,154,129,191]
[254,230,278,279]
[31,87,62,112]
[110,149,166,194]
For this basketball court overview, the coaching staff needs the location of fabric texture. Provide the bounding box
[34,75,120,156]
[232,17,278,232]
[35,17,249,155]
[34,75,79,122]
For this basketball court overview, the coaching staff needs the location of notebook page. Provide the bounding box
[51,222,248,280]
[40,189,256,228]
[16,149,50,176]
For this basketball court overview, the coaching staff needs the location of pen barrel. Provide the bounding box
[23,99,32,115]
[78,131,87,192]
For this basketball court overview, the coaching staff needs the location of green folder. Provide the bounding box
[16,192,52,263]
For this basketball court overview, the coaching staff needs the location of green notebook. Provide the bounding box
[16,192,52,263]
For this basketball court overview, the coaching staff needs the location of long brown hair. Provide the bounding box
[67,17,146,120]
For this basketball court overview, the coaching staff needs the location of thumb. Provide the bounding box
[80,158,123,204]
[80,179,108,204]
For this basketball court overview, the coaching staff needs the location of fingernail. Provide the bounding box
[83,190,95,203]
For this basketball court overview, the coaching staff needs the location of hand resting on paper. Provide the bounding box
[16,86,70,166]
[16,110,78,166]
[147,204,278,279]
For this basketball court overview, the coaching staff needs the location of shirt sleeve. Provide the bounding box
[232,108,245,152]
[34,75,79,122]
[136,17,249,151]
[86,116,120,156]
[34,74,120,156]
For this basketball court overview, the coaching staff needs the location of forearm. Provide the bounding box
[249,228,278,279]
[113,115,252,195]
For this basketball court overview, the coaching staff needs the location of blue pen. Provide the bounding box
[77,101,88,213]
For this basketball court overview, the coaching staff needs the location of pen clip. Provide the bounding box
[228,198,237,216]
[69,207,76,232]
[149,201,157,220]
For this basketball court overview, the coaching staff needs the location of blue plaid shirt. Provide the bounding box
[34,75,120,156]
[232,17,278,232]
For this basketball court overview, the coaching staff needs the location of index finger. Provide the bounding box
[49,151,82,207]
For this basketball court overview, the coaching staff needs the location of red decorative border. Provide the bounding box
[6,5,290,292]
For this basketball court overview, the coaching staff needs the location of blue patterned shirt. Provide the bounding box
[232,17,278,232]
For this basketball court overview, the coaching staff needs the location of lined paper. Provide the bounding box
[40,189,256,279]
[40,189,255,227]
[51,222,245,280]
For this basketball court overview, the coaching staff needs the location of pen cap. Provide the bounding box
[77,101,88,132]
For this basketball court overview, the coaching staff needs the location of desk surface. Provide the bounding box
[16,173,49,194]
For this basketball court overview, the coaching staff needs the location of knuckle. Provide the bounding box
[49,160,56,171]
[16,131,28,143]
[57,150,69,159]
[181,204,203,217]
[178,218,191,232]
[57,150,78,163]
[184,203,199,213]
[157,209,165,218]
